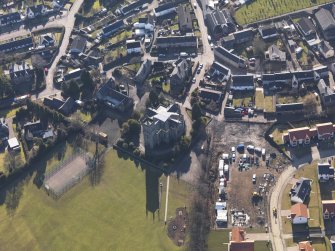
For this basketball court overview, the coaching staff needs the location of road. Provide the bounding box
[182,0,214,110]
[0,1,84,100]
[164,175,170,224]
[41,0,85,98]
[269,165,296,251]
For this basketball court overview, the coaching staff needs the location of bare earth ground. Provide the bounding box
[167,207,189,246]
[44,155,88,195]
[211,121,290,228]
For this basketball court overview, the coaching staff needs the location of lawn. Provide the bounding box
[208,230,230,251]
[277,95,301,104]
[0,148,191,251]
[208,230,271,251]
[297,41,309,65]
[282,163,323,233]
[73,110,92,123]
[232,92,254,107]
[109,30,133,44]
[286,237,331,251]
[264,96,274,112]
[235,0,331,25]
[255,89,264,110]
[162,83,170,93]
[0,107,20,118]
[255,89,275,112]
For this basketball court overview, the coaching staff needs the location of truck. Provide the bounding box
[180,52,189,58]
[219,159,224,171]
[98,132,108,144]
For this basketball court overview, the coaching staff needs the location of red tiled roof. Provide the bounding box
[230,241,254,251]
[322,200,335,214]
[309,128,317,137]
[299,241,313,251]
[283,133,289,143]
[316,122,334,135]
[288,127,311,141]
[291,203,308,218]
[231,227,245,242]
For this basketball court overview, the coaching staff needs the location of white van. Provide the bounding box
[207,35,212,42]
[252,174,256,183]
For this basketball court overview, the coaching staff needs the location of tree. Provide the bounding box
[148,90,159,107]
[131,110,141,120]
[304,94,318,116]
[63,80,80,99]
[192,102,202,121]
[253,34,266,58]
[0,75,13,98]
[80,70,94,90]
[179,136,191,152]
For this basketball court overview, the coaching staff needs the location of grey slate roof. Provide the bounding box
[315,8,335,31]
[276,103,304,112]
[70,36,87,53]
[156,35,197,45]
[296,17,316,36]
[0,37,33,53]
[0,12,21,26]
[290,178,311,203]
[102,20,124,37]
[214,46,245,65]
[232,75,254,87]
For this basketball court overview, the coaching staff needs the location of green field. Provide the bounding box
[235,0,331,25]
[0,147,191,251]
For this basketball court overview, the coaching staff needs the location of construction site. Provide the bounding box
[210,121,290,229]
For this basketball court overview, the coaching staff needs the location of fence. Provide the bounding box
[43,150,92,199]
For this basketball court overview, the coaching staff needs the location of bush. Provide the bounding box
[129,141,135,150]
[133,148,141,156]
[116,138,124,146]
[122,142,128,149]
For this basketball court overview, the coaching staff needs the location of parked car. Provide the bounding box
[255,147,262,155]
[237,144,244,152]
[247,145,255,152]
[197,68,201,74]
[192,78,196,83]
[252,174,256,184]
[231,146,236,153]
[232,153,236,162]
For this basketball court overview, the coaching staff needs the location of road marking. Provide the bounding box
[164,175,170,224]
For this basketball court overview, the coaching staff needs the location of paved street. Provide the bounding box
[269,165,296,251]
[182,0,214,110]
[0,1,84,100]
[41,0,84,98]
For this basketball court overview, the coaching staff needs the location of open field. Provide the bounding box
[235,0,331,25]
[0,147,191,251]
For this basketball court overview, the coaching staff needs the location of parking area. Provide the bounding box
[211,122,289,229]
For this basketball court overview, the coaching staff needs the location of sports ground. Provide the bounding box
[0,148,191,251]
